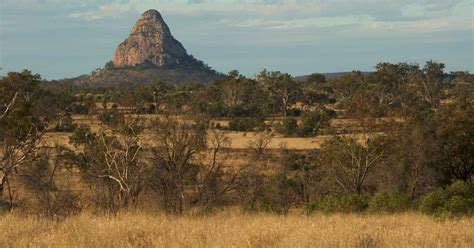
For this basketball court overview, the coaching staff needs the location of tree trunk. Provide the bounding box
[7,178,14,211]
[410,181,418,201]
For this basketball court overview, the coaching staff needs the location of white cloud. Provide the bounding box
[58,0,472,33]
[231,15,375,30]
[68,3,133,21]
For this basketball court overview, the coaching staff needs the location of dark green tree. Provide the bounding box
[435,99,474,183]
[257,70,303,117]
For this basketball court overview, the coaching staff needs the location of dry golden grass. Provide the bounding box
[62,114,380,150]
[45,124,362,151]
[221,131,376,150]
[0,211,472,247]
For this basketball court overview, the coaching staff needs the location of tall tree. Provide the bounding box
[149,116,207,213]
[408,60,447,105]
[380,118,438,199]
[257,70,302,117]
[0,71,46,209]
[70,118,147,210]
[306,73,327,85]
[435,98,474,183]
[320,136,385,194]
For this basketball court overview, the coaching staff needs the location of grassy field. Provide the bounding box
[0,212,472,247]
[6,115,470,247]
[45,114,374,151]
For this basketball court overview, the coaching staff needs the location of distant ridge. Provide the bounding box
[295,71,372,82]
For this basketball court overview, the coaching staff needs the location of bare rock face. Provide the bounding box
[113,9,189,67]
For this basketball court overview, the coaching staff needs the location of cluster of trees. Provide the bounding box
[0,60,473,218]
[46,69,337,135]
[46,61,473,136]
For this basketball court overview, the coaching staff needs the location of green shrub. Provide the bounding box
[0,201,9,214]
[260,174,298,215]
[445,196,474,216]
[369,192,412,213]
[99,109,124,127]
[71,103,92,114]
[418,189,447,214]
[277,117,298,136]
[315,195,369,213]
[418,181,474,217]
[287,108,302,117]
[69,125,93,146]
[228,117,265,132]
[53,113,77,132]
[299,110,333,136]
[277,109,335,137]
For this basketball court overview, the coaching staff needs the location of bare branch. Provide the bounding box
[0,92,18,120]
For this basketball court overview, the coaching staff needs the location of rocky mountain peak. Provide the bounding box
[131,9,167,34]
[113,9,188,67]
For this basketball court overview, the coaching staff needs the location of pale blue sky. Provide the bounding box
[1,0,473,79]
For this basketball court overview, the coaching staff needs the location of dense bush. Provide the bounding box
[0,201,9,214]
[368,192,412,213]
[299,109,335,136]
[311,195,369,213]
[277,117,298,136]
[276,109,335,137]
[134,104,157,114]
[70,103,92,115]
[287,108,302,117]
[418,181,474,217]
[261,174,298,215]
[52,113,77,132]
[304,182,473,216]
[228,117,265,132]
[2,63,472,217]
[99,109,124,127]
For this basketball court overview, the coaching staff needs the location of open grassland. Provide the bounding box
[0,212,472,247]
[45,114,376,151]
[43,130,337,150]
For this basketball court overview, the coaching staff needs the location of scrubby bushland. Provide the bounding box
[304,182,473,217]
[275,109,335,137]
[368,192,412,213]
[69,117,147,212]
[418,181,474,217]
[303,181,473,216]
[148,117,244,214]
[228,117,266,132]
[0,61,472,217]
[98,109,124,128]
[20,153,82,220]
[298,109,335,136]
[276,117,298,136]
[308,195,369,214]
[52,112,77,132]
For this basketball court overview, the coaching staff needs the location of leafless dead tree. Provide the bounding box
[321,136,385,194]
[150,117,246,213]
[0,125,45,209]
[0,92,18,121]
[74,118,147,210]
[195,129,245,211]
[247,131,274,159]
[149,116,206,213]
[20,146,82,219]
